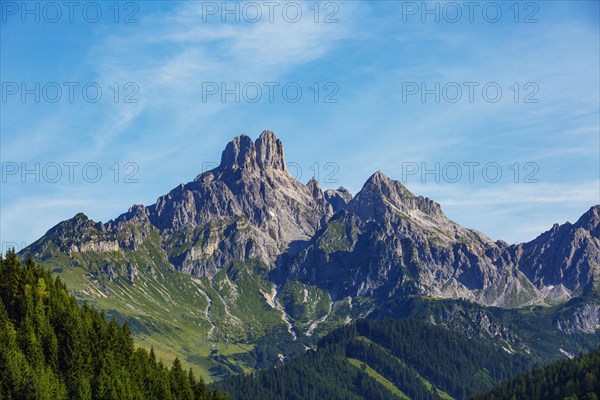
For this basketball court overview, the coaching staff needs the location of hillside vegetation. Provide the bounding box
[0,250,227,400]
[217,318,537,400]
[470,347,600,400]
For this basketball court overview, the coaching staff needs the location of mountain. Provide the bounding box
[510,206,600,299]
[18,130,600,380]
[288,171,599,308]
[27,131,332,276]
[20,131,344,379]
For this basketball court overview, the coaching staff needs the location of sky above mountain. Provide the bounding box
[1,1,599,248]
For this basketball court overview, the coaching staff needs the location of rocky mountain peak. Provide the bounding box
[349,171,444,223]
[306,177,324,200]
[575,205,600,233]
[219,134,257,171]
[361,170,410,197]
[219,130,286,173]
[255,130,286,171]
[368,170,387,184]
[115,204,150,225]
[325,187,353,213]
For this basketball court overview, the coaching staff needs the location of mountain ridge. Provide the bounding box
[22,130,599,309]
[18,130,600,379]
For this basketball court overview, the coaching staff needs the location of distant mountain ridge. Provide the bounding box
[289,169,599,308]
[19,130,600,379]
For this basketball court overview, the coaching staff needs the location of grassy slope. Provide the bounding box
[42,245,372,381]
[347,358,411,400]
[47,254,600,382]
[354,336,455,400]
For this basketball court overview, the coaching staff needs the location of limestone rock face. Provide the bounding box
[288,172,600,308]
[325,187,353,213]
[554,302,600,334]
[508,206,600,292]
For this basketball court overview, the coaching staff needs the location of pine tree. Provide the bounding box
[170,358,194,400]
[190,368,207,398]
[0,250,22,321]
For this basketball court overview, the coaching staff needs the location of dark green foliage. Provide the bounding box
[350,319,534,397]
[470,347,600,400]
[218,350,400,400]
[0,250,227,400]
[217,318,538,400]
[376,296,600,363]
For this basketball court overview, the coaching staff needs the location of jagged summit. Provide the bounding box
[575,205,600,232]
[359,170,412,200]
[366,170,386,183]
[219,134,255,171]
[324,187,353,213]
[306,177,325,200]
[218,130,286,173]
[256,130,286,171]
[349,170,445,223]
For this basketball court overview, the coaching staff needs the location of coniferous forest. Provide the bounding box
[469,346,600,400]
[0,250,227,400]
[216,318,539,400]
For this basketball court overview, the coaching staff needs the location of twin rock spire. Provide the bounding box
[220,130,287,172]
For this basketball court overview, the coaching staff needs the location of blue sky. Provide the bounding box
[1,0,599,249]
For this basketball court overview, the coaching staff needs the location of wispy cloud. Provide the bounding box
[405,180,599,243]
[88,1,360,148]
[410,181,599,208]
